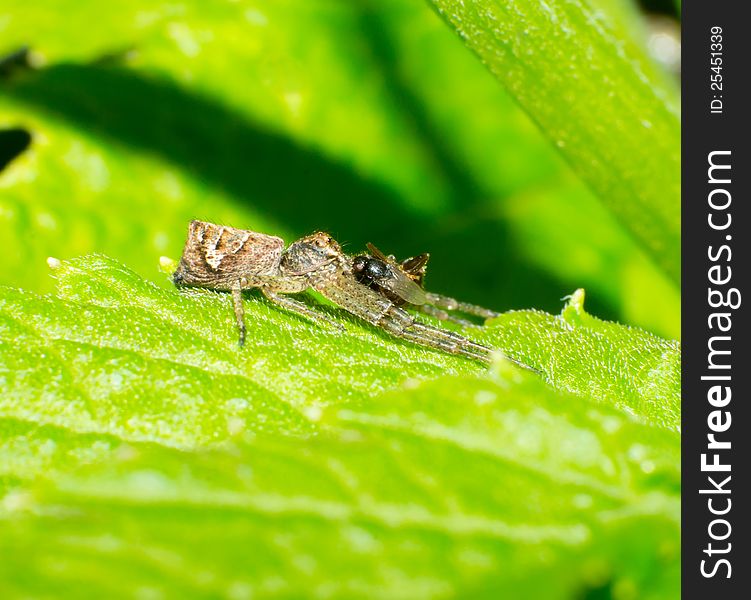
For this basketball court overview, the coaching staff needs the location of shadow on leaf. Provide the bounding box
[2,60,615,319]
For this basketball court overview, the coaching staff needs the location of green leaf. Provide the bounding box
[426,0,681,283]
[478,289,680,431]
[0,255,678,492]
[1,254,678,441]
[1,368,679,599]
[0,253,485,490]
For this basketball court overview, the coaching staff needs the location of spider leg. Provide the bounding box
[318,275,492,363]
[231,283,247,346]
[388,305,540,373]
[381,309,492,363]
[424,292,499,320]
[262,288,345,331]
[416,304,478,328]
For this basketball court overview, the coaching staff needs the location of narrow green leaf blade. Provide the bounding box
[427,0,681,282]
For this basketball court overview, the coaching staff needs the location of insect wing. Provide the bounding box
[377,265,429,305]
[364,242,429,305]
[365,242,390,262]
[399,253,429,285]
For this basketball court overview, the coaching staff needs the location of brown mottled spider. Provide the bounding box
[173,220,516,366]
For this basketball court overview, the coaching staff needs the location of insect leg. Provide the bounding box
[231,283,247,346]
[262,289,345,331]
[424,292,500,320]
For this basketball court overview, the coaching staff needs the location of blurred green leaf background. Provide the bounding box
[0,0,680,598]
[0,0,679,338]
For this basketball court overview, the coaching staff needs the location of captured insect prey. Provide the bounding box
[353,243,500,327]
[173,220,537,371]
